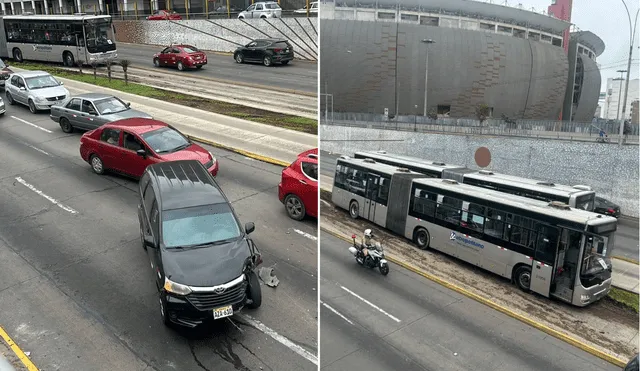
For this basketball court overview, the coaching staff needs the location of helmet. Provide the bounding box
[364,229,373,238]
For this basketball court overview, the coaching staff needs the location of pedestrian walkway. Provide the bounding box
[612,258,639,294]
[13,67,317,166]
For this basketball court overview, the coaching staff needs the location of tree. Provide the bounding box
[119,59,131,85]
[77,59,84,74]
[105,60,113,83]
[475,104,490,125]
[90,61,98,80]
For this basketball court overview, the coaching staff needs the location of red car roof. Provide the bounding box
[298,148,318,158]
[106,118,169,135]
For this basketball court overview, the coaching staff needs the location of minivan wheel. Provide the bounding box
[284,194,305,221]
[90,154,105,175]
[59,117,73,133]
[349,200,359,219]
[247,270,262,309]
[159,294,171,326]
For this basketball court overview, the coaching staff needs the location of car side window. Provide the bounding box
[247,5,255,11]
[139,172,150,199]
[248,41,257,47]
[161,47,171,54]
[255,3,263,10]
[81,100,97,114]
[301,161,318,181]
[150,200,159,238]
[100,128,120,145]
[10,76,18,86]
[66,98,81,111]
[123,132,144,151]
[144,184,156,217]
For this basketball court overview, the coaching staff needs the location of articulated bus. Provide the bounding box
[353,151,596,211]
[0,14,117,66]
[332,156,616,306]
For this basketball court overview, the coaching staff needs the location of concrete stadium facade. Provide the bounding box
[320,0,604,122]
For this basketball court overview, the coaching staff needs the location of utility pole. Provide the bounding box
[618,0,639,146]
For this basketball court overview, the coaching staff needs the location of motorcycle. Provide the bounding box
[348,234,390,275]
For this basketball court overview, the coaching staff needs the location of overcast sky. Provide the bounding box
[516,0,639,92]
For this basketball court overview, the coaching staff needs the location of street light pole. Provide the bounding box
[618,0,639,146]
[422,39,435,116]
[615,71,627,120]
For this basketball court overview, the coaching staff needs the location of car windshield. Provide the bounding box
[162,203,242,248]
[94,96,129,115]
[25,75,59,89]
[182,46,199,53]
[141,127,190,154]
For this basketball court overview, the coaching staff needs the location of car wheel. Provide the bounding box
[413,228,430,250]
[90,154,105,175]
[28,99,37,114]
[349,200,359,219]
[12,48,22,63]
[235,53,244,64]
[159,294,171,326]
[6,91,13,105]
[238,15,244,19]
[59,117,73,133]
[281,60,289,65]
[514,266,532,292]
[246,270,262,309]
[284,194,305,221]
[153,58,160,67]
[177,61,184,71]
[263,55,272,67]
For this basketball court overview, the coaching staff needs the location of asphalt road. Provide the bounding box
[320,232,621,371]
[0,103,318,371]
[320,150,639,262]
[116,43,318,93]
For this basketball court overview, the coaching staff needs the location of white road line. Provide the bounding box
[340,285,401,323]
[321,301,353,325]
[11,116,53,133]
[293,228,318,241]
[238,314,318,365]
[14,177,78,214]
[20,141,50,156]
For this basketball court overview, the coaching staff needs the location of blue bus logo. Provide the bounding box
[450,232,485,249]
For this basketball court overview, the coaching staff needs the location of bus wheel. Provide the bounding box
[349,200,359,219]
[514,266,532,292]
[63,52,75,67]
[12,48,23,63]
[413,228,430,250]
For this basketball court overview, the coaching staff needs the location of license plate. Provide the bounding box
[213,305,233,319]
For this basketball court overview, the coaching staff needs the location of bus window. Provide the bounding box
[346,167,366,197]
[334,164,349,189]
[461,202,485,233]
[484,208,506,239]
[436,196,462,225]
[376,176,391,205]
[411,187,437,217]
[534,225,559,264]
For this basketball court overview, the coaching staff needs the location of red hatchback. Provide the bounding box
[153,44,207,71]
[278,148,318,220]
[147,10,182,20]
[79,118,219,179]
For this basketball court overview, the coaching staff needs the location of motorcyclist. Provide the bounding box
[358,229,378,260]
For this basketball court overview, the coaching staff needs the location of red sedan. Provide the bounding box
[79,118,219,179]
[153,44,207,71]
[147,10,182,20]
[278,148,318,220]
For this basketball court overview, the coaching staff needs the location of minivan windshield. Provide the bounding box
[162,203,242,248]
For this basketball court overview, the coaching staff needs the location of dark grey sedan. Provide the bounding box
[50,93,152,133]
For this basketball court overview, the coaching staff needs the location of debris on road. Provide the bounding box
[258,266,280,288]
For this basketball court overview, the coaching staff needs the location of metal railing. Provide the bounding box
[321,112,640,143]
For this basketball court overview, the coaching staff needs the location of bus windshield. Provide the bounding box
[85,18,115,54]
[574,193,596,211]
[581,232,614,276]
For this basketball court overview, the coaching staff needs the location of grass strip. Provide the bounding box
[13,61,317,134]
[608,287,639,313]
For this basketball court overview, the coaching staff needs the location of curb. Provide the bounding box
[186,135,291,168]
[0,326,37,371]
[613,256,640,265]
[320,226,629,368]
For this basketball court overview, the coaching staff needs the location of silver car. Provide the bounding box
[50,93,152,133]
[238,1,282,18]
[5,71,70,114]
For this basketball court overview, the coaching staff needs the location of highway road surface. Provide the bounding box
[0,104,318,371]
[320,232,621,371]
[320,150,639,262]
[115,43,318,94]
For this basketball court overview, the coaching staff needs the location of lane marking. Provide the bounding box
[238,314,318,365]
[340,285,401,323]
[15,177,78,214]
[11,116,52,133]
[293,228,317,241]
[321,300,353,325]
[19,141,50,156]
[0,326,38,371]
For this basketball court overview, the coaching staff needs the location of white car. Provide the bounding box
[294,1,318,13]
[238,1,282,19]
[5,71,69,114]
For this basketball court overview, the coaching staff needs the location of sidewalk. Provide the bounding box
[13,67,317,166]
[320,176,639,294]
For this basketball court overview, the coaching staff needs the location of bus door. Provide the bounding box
[364,173,380,224]
[530,226,561,298]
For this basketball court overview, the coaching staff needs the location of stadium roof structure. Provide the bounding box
[571,31,606,57]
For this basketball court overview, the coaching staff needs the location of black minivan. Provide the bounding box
[137,160,263,327]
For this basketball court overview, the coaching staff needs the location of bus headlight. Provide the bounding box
[580,294,591,303]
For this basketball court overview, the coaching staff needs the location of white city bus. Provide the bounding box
[353,151,596,211]
[332,156,616,306]
[0,14,117,66]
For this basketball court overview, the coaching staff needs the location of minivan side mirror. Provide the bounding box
[245,222,255,234]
